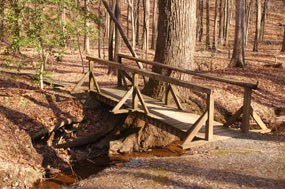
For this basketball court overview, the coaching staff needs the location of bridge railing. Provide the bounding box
[85,56,214,143]
[117,53,268,133]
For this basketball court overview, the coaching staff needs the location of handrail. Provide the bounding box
[86,56,212,94]
[117,53,258,89]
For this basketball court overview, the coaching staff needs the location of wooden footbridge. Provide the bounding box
[73,54,269,149]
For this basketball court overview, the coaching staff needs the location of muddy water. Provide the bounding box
[33,142,184,188]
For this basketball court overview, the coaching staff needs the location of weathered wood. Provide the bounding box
[132,73,139,109]
[102,0,143,69]
[86,56,212,94]
[182,111,208,147]
[89,60,94,91]
[91,71,101,93]
[118,53,258,89]
[206,93,214,140]
[223,106,243,127]
[135,86,150,114]
[250,107,268,130]
[111,86,134,113]
[169,84,184,110]
[72,71,89,92]
[242,88,252,133]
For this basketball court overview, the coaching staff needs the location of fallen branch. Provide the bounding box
[31,117,84,140]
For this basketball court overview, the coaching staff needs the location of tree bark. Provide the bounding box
[205,0,211,49]
[144,0,196,97]
[0,0,5,42]
[198,0,203,42]
[260,0,268,41]
[281,28,285,52]
[151,0,158,49]
[84,0,90,54]
[212,0,219,51]
[114,0,122,62]
[253,0,261,52]
[229,0,246,67]
[245,0,253,46]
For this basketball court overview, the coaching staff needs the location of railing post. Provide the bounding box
[116,54,123,87]
[89,60,94,91]
[242,87,252,133]
[132,73,138,110]
[206,91,214,140]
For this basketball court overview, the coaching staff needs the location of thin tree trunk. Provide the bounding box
[142,0,149,58]
[205,0,211,49]
[212,0,219,51]
[135,0,140,46]
[98,1,102,58]
[229,0,246,68]
[114,0,122,62]
[281,28,285,52]
[260,0,268,41]
[151,0,158,49]
[0,0,5,42]
[245,0,253,46]
[219,0,225,45]
[224,0,229,46]
[198,0,203,42]
[253,0,261,52]
[84,0,90,54]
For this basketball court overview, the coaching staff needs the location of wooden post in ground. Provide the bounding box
[89,60,94,91]
[206,92,214,140]
[116,54,123,87]
[242,87,252,133]
[132,73,139,110]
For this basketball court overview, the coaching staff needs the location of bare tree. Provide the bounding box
[260,0,268,41]
[151,0,158,49]
[0,0,5,42]
[84,0,90,54]
[253,0,261,52]
[212,0,219,51]
[229,0,246,67]
[205,0,211,49]
[282,27,285,52]
[245,0,253,46]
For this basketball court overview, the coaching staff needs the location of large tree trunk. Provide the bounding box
[143,0,196,98]
[229,0,246,67]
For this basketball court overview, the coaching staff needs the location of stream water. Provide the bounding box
[32,144,184,188]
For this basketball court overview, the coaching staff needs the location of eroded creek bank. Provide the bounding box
[32,97,186,188]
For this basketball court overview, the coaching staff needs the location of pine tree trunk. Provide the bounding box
[253,0,261,52]
[144,0,196,97]
[229,0,246,68]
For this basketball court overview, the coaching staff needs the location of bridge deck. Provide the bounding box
[90,87,240,148]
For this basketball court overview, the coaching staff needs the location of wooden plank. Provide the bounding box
[117,53,258,89]
[242,88,252,133]
[89,61,94,91]
[169,84,184,110]
[250,107,268,130]
[135,86,150,114]
[111,87,134,113]
[206,93,214,141]
[72,71,89,92]
[182,111,208,147]
[223,106,243,127]
[86,56,212,94]
[91,71,101,93]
